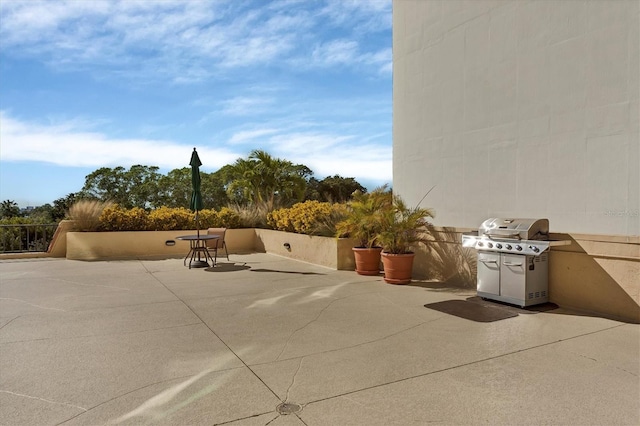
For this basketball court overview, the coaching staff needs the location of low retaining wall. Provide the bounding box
[65,229,256,261]
[255,229,356,270]
[57,227,354,270]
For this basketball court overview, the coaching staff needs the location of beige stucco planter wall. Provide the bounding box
[61,227,354,270]
[65,228,256,261]
[255,229,356,270]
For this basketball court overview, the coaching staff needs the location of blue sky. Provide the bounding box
[0,0,392,207]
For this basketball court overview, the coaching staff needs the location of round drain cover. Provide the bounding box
[276,402,302,415]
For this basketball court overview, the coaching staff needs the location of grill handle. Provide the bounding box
[479,259,498,264]
[483,231,521,239]
[503,261,523,266]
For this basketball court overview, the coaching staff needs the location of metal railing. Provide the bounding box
[0,223,59,253]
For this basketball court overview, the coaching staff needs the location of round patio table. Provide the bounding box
[176,234,218,269]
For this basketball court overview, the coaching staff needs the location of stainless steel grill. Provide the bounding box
[462,218,568,307]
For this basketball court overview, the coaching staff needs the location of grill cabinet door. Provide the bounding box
[500,253,527,301]
[477,251,500,295]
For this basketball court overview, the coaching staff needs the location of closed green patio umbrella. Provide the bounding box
[189,148,204,237]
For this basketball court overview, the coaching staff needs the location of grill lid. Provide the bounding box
[480,218,549,240]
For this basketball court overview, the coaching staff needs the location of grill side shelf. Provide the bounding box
[548,240,571,247]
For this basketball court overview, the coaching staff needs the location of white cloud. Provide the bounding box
[312,40,359,66]
[293,148,391,183]
[266,132,392,182]
[269,132,353,152]
[228,128,279,145]
[219,96,275,116]
[0,0,391,82]
[0,111,391,183]
[0,112,239,171]
[305,40,391,74]
[320,0,392,33]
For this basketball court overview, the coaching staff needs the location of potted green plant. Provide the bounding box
[336,186,392,275]
[376,195,434,284]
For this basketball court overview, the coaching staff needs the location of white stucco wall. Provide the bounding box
[393,0,639,236]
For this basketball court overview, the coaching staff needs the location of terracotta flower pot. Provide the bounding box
[381,252,415,284]
[352,247,383,276]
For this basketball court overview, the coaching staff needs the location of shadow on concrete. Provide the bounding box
[205,262,251,272]
[466,296,559,315]
[424,299,519,322]
[250,268,326,276]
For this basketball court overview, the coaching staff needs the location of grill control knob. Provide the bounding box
[477,242,483,247]
[515,245,522,251]
[487,242,493,248]
[496,243,502,249]
[529,245,540,253]
[505,244,512,250]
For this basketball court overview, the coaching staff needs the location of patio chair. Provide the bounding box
[206,228,229,264]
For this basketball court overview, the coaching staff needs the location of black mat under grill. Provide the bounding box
[424,299,519,322]
[465,296,558,314]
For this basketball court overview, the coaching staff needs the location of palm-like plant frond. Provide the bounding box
[376,195,435,254]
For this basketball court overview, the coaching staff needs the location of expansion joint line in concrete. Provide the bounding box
[260,317,441,368]
[301,323,630,409]
[55,368,246,425]
[274,288,424,362]
[212,408,310,426]
[263,413,282,425]
[275,296,342,361]
[139,262,284,404]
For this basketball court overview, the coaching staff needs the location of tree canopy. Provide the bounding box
[220,150,313,209]
[0,200,21,219]
[19,150,372,216]
[306,175,367,203]
[80,165,162,209]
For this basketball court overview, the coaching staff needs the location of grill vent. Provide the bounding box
[528,291,547,300]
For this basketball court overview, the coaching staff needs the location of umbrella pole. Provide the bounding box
[195,211,200,239]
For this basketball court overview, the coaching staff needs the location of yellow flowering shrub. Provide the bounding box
[148,207,193,231]
[267,201,337,235]
[98,205,242,231]
[196,209,218,229]
[267,207,295,233]
[217,207,242,229]
[99,205,149,231]
[198,207,241,229]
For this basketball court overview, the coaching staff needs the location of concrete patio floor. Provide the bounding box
[1,253,638,425]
